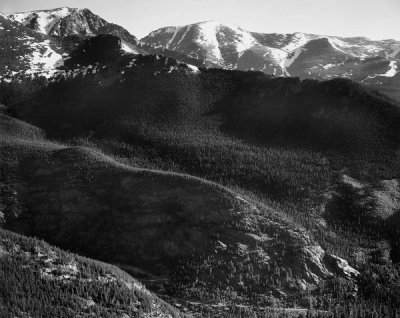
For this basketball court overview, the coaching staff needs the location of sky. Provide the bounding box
[1,0,399,40]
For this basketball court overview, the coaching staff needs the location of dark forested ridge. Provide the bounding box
[1,35,400,317]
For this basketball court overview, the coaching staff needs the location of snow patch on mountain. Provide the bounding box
[322,63,335,70]
[166,27,180,49]
[262,46,287,73]
[28,41,63,75]
[380,61,398,77]
[0,30,62,81]
[17,36,62,76]
[365,61,398,80]
[121,41,138,54]
[186,64,200,73]
[322,37,383,58]
[175,25,191,48]
[284,46,306,68]
[225,24,259,54]
[327,38,349,55]
[195,22,223,63]
[282,33,314,52]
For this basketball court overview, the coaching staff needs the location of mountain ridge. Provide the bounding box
[142,20,400,100]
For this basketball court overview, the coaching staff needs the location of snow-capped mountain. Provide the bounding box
[0,7,145,81]
[7,7,139,53]
[142,21,400,99]
[143,21,400,70]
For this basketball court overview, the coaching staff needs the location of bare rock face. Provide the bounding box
[325,254,360,280]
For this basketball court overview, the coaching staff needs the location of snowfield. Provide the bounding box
[195,22,224,63]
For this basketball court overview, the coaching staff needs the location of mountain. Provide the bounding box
[2,39,400,315]
[142,21,400,100]
[7,7,139,52]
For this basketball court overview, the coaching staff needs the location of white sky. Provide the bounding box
[1,0,400,40]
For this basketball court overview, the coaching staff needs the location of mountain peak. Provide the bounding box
[6,7,139,47]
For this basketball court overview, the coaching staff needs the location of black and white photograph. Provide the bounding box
[0,0,399,317]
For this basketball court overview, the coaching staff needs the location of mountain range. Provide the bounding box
[1,8,399,100]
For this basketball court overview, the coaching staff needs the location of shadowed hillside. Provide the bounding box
[0,110,359,311]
